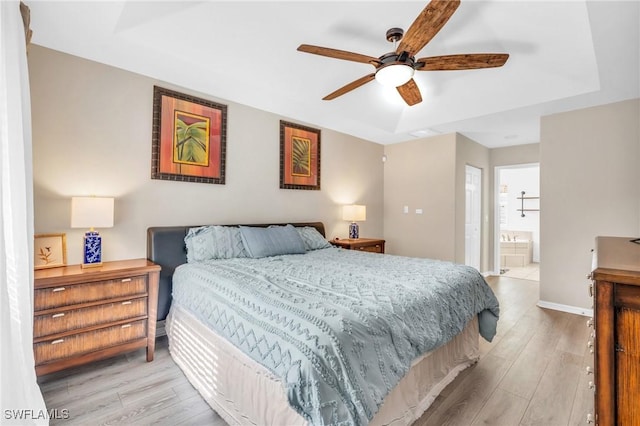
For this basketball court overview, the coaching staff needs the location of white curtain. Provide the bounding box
[0,2,48,424]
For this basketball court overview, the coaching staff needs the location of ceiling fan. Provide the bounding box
[297,0,509,106]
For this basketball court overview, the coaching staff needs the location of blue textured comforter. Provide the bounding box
[171,247,499,425]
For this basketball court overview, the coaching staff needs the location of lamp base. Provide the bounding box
[81,231,103,268]
[349,222,359,239]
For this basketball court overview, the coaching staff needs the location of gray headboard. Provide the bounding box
[146,222,326,321]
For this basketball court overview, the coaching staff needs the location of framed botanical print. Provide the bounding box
[151,86,227,184]
[34,233,67,269]
[279,120,321,190]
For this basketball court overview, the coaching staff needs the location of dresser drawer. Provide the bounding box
[34,319,147,364]
[34,297,147,338]
[34,276,147,311]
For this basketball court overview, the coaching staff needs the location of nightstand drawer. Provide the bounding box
[358,244,384,253]
[34,319,147,364]
[34,297,148,338]
[331,238,385,254]
[34,275,147,311]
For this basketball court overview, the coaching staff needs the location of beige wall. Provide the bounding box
[29,46,384,265]
[383,134,457,260]
[490,143,540,167]
[540,99,640,311]
[383,133,491,270]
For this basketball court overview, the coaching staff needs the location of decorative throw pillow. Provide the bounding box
[184,226,216,263]
[239,224,307,258]
[296,226,332,251]
[210,226,248,259]
[184,225,247,262]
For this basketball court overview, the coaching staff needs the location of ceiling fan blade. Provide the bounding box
[397,0,460,56]
[298,44,380,66]
[396,79,422,106]
[323,74,376,100]
[415,53,510,71]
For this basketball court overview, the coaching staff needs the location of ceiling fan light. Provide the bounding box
[375,63,415,87]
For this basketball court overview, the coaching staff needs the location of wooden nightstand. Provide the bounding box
[331,238,385,254]
[33,259,160,376]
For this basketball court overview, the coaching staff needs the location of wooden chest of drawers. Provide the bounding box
[33,259,160,376]
[331,238,385,254]
[590,237,640,425]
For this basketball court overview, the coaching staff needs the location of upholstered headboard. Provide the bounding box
[146,222,326,321]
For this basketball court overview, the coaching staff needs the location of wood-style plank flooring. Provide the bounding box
[38,276,594,425]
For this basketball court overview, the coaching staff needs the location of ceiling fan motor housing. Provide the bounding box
[377,52,415,70]
[385,27,404,43]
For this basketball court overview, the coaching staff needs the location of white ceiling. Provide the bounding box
[27,1,640,148]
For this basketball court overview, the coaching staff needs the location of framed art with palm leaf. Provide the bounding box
[280,120,321,190]
[152,86,227,184]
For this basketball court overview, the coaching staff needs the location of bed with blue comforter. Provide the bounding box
[168,228,499,426]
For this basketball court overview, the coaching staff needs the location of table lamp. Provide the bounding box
[71,196,114,268]
[343,204,366,239]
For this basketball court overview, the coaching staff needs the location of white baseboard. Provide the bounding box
[482,270,498,277]
[537,300,593,317]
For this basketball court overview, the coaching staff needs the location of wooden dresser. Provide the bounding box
[331,238,385,254]
[590,236,640,425]
[33,259,160,376]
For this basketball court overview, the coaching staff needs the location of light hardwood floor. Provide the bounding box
[38,276,594,425]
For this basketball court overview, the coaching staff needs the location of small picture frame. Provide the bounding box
[34,233,67,270]
[279,120,321,190]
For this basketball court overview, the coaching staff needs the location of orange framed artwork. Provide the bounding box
[152,86,227,184]
[279,120,321,190]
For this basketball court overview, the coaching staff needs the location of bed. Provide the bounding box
[147,222,499,425]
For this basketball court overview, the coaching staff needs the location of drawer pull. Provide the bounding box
[51,339,64,345]
[121,301,132,305]
[121,278,132,283]
[588,381,595,390]
[52,313,65,319]
[52,287,66,292]
[586,366,593,375]
[586,318,593,328]
[121,324,132,329]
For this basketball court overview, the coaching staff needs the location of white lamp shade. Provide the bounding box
[71,197,114,229]
[343,205,366,222]
[375,64,415,87]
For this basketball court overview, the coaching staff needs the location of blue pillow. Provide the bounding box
[184,225,247,262]
[239,225,306,258]
[296,226,331,251]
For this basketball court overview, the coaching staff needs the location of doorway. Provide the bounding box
[465,165,482,271]
[494,164,540,280]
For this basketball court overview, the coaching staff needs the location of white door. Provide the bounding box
[465,165,482,271]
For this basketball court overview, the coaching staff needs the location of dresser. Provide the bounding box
[331,238,385,254]
[590,236,640,425]
[33,259,161,376]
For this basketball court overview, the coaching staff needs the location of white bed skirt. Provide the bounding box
[166,304,480,425]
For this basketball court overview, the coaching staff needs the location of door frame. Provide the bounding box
[465,164,482,271]
[493,162,540,274]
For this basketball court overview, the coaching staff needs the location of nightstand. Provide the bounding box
[331,238,385,254]
[33,259,160,376]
